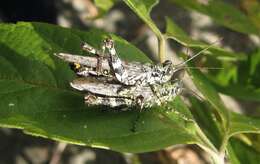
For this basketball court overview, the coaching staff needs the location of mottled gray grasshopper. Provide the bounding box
[56,39,180,86]
[70,76,182,108]
[56,38,218,87]
[54,38,219,108]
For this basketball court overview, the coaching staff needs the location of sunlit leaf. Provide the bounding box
[122,0,162,37]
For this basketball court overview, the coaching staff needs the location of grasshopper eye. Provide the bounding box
[162,60,173,74]
[162,60,172,67]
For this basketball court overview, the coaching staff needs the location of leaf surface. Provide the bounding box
[0,22,203,153]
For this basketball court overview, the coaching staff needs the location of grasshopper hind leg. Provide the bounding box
[84,94,133,108]
[103,38,132,85]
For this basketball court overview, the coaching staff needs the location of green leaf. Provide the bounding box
[227,138,260,164]
[122,0,162,38]
[189,97,222,148]
[213,50,260,101]
[225,112,260,163]
[165,17,247,61]
[169,0,259,35]
[187,64,230,130]
[229,112,260,137]
[250,50,260,76]
[0,22,204,153]
[216,85,260,102]
[94,0,117,14]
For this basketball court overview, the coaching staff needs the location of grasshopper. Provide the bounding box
[56,39,179,86]
[55,52,183,108]
[70,76,183,108]
[54,38,220,108]
[55,38,218,87]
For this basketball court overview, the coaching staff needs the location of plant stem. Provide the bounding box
[219,111,230,156]
[211,152,225,164]
[198,144,225,164]
[195,125,226,164]
[195,124,218,153]
[158,35,166,63]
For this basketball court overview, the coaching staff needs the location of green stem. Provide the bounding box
[211,152,225,164]
[158,35,166,63]
[160,112,224,163]
[219,110,231,154]
[198,144,225,164]
[195,124,218,153]
[195,125,225,164]
[219,130,229,154]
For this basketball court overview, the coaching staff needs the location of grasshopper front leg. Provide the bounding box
[84,94,134,108]
[84,93,145,109]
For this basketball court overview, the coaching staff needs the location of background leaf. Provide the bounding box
[165,17,247,61]
[169,0,260,35]
[229,112,260,137]
[213,50,260,102]
[240,0,260,30]
[122,0,162,38]
[227,138,260,164]
[94,0,118,15]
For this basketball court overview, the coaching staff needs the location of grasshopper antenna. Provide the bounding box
[182,66,223,70]
[182,88,205,101]
[176,38,223,67]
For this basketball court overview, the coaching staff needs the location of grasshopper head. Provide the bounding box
[161,60,174,81]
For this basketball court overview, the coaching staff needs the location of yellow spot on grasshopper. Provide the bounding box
[74,63,81,69]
